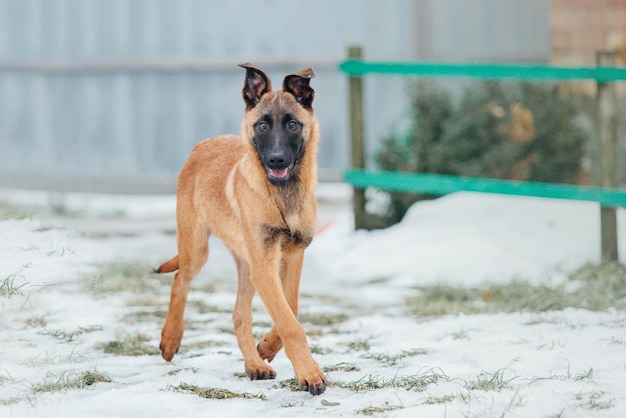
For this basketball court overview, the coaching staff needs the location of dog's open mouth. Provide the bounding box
[268,167,289,179]
[266,163,295,185]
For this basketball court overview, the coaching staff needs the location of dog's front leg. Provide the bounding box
[257,248,305,362]
[232,256,276,380]
[249,250,326,395]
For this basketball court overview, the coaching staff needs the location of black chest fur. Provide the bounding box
[261,224,313,249]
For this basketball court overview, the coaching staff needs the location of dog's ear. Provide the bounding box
[283,68,315,110]
[239,63,272,110]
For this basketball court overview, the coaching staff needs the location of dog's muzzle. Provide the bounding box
[264,148,295,185]
[266,161,295,186]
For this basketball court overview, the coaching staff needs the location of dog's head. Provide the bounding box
[239,63,315,187]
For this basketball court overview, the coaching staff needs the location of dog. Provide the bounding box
[156,64,326,395]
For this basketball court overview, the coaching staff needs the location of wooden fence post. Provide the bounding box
[348,45,366,230]
[596,51,619,261]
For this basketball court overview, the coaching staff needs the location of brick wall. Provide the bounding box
[551,0,626,65]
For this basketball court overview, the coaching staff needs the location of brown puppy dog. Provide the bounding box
[156,64,326,395]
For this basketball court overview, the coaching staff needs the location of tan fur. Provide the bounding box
[157,67,326,395]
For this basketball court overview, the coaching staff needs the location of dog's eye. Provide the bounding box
[256,122,269,133]
[287,120,299,131]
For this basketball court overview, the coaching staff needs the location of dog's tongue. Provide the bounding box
[269,168,289,179]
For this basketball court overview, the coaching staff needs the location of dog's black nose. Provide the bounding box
[267,151,288,168]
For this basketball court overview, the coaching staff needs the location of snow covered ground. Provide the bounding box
[1,184,625,417]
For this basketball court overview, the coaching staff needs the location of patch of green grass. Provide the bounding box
[167,382,266,400]
[406,262,626,317]
[1,273,27,298]
[32,370,111,393]
[98,333,160,356]
[81,262,169,295]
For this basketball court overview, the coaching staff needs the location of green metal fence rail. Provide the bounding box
[338,60,626,82]
[345,169,626,208]
[340,46,625,261]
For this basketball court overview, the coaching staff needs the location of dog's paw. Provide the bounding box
[159,336,181,361]
[257,339,282,362]
[160,322,184,361]
[245,362,276,380]
[295,361,327,395]
[300,373,327,396]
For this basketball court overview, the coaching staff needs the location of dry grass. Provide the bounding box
[38,325,103,343]
[0,201,32,220]
[0,273,27,298]
[298,312,349,327]
[362,348,428,367]
[406,262,626,317]
[32,370,111,393]
[98,333,160,356]
[356,402,403,415]
[323,362,361,373]
[24,316,48,328]
[81,261,169,295]
[465,369,517,391]
[333,369,447,393]
[167,382,266,400]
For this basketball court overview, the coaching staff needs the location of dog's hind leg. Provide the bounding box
[232,255,276,380]
[160,219,209,361]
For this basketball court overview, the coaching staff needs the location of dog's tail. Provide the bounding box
[155,255,179,273]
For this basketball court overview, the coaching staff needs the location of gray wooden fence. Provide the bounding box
[0,0,549,191]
